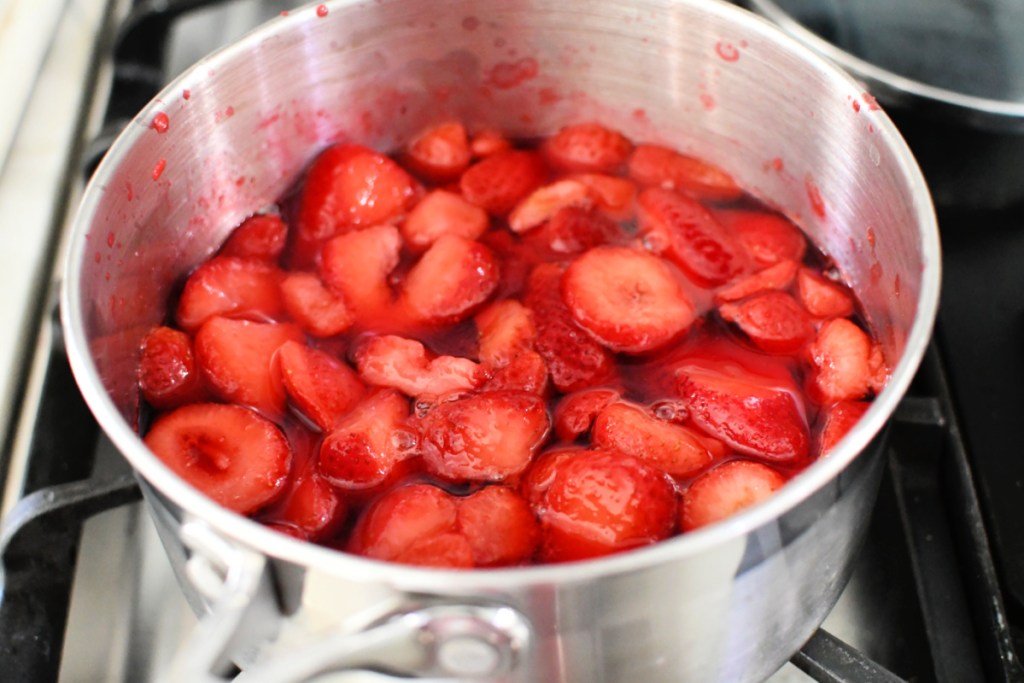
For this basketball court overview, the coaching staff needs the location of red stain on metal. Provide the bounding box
[488,58,539,89]
[94,251,101,264]
[699,92,716,111]
[125,181,134,202]
[632,108,648,122]
[870,262,883,285]
[182,89,191,101]
[539,87,561,105]
[316,4,328,17]
[151,112,170,133]
[867,226,876,250]
[715,40,740,62]
[894,274,901,298]
[462,16,479,31]
[852,100,861,113]
[767,157,784,172]
[152,158,167,181]
[862,93,880,110]
[106,231,115,248]
[806,176,826,219]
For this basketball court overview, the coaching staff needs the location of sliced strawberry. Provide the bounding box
[508,179,592,234]
[319,224,402,323]
[219,213,288,262]
[398,235,499,326]
[715,209,807,266]
[718,291,814,354]
[460,149,548,216]
[194,317,303,417]
[553,388,621,442]
[354,334,482,399]
[818,400,871,456]
[805,318,874,403]
[419,390,550,481]
[400,189,489,251]
[637,187,746,287]
[680,459,786,531]
[562,246,696,353]
[476,299,537,364]
[524,205,625,257]
[318,388,414,490]
[591,401,714,477]
[520,447,582,507]
[280,271,355,337]
[457,486,539,566]
[525,263,616,392]
[469,128,512,158]
[144,403,290,514]
[479,350,549,394]
[534,449,677,563]
[542,122,632,173]
[138,326,207,409]
[570,173,637,217]
[279,341,364,431]
[628,144,742,202]
[402,122,472,182]
[176,256,284,332]
[715,260,799,304]
[262,444,348,541]
[679,365,809,462]
[796,267,856,318]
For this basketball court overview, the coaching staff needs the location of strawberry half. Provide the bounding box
[138,326,207,410]
[680,459,786,531]
[591,401,714,477]
[476,301,549,394]
[553,388,621,442]
[279,341,364,431]
[144,403,291,514]
[714,209,807,267]
[628,144,742,202]
[319,224,402,323]
[354,334,482,399]
[402,122,472,182]
[805,318,874,404]
[570,173,637,217]
[715,260,799,304]
[469,128,512,158]
[176,256,284,332]
[398,235,499,326]
[718,290,813,354]
[796,267,856,318]
[818,400,871,456]
[219,213,288,263]
[542,122,632,173]
[523,205,625,257]
[261,431,348,541]
[460,149,548,216]
[400,189,489,251]
[508,179,592,234]
[280,271,355,338]
[562,246,696,354]
[457,486,539,566]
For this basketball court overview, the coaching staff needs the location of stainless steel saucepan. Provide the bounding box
[61,0,940,680]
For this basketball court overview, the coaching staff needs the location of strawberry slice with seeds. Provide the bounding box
[680,459,786,531]
[402,122,472,182]
[796,267,856,318]
[718,290,814,354]
[553,388,621,442]
[805,318,874,403]
[457,486,539,566]
[628,144,742,202]
[542,122,632,173]
[508,179,592,234]
[219,213,288,262]
[571,173,637,217]
[476,299,537,364]
[139,326,207,409]
[400,189,489,251]
[818,400,871,456]
[194,317,304,417]
[715,260,799,304]
[638,187,747,287]
[354,334,482,399]
[460,149,548,216]
[479,350,549,394]
[398,235,499,326]
[591,401,714,477]
[715,209,807,267]
[144,403,291,514]
[280,271,355,337]
[279,341,364,431]
[320,224,402,323]
[524,205,625,257]
[562,246,696,354]
[419,390,550,481]
[176,256,284,332]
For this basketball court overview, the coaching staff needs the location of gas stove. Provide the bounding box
[0,1,1021,681]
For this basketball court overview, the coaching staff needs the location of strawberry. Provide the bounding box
[460,149,548,216]
[715,260,799,304]
[278,341,364,431]
[562,246,696,353]
[219,213,288,262]
[508,179,592,234]
[280,271,355,337]
[402,121,472,182]
[553,388,621,442]
[398,235,499,326]
[479,350,549,394]
[469,128,512,158]
[591,401,714,477]
[353,334,482,399]
[570,173,637,217]
[637,187,746,287]
[176,256,284,332]
[138,326,207,409]
[805,318,874,404]
[261,433,348,541]
[796,267,855,318]
[533,449,677,563]
[869,343,888,394]
[525,263,616,392]
[679,365,809,462]
[476,299,537,364]
[319,224,402,323]
[542,122,632,173]
[520,446,581,507]
[718,290,814,354]
[628,144,742,202]
[714,209,807,266]
[523,205,624,257]
[318,388,414,490]
[419,390,550,481]
[144,403,290,514]
[817,400,870,456]
[400,189,489,251]
[194,317,304,417]
[680,459,786,531]
[457,486,539,566]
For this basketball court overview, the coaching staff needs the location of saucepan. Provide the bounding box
[61,0,940,680]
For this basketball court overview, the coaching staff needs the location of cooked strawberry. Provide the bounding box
[318,388,413,490]
[679,365,809,462]
[553,388,621,442]
[520,447,581,507]
[144,403,290,514]
[508,179,592,234]
[680,459,786,531]
[718,290,814,354]
[469,128,512,158]
[534,449,677,562]
[805,318,874,403]
[476,299,537,363]
[479,350,549,394]
[818,400,870,456]
[319,224,402,322]
[637,187,746,287]
[796,267,855,318]
[457,486,539,566]
[591,401,714,477]
[542,122,632,173]
[715,209,807,266]
[402,122,472,182]
[715,260,799,304]
[400,189,489,251]
[138,326,207,409]
[194,317,303,417]
[570,173,637,217]
[398,235,499,326]
[262,453,347,541]
[460,149,548,216]
[219,213,288,262]
[266,523,308,541]
[354,334,482,399]
[524,205,624,256]
[278,341,364,431]
[869,343,888,394]
[562,246,696,353]
[280,271,355,337]
[419,390,550,481]
[628,144,742,201]
[176,256,284,332]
